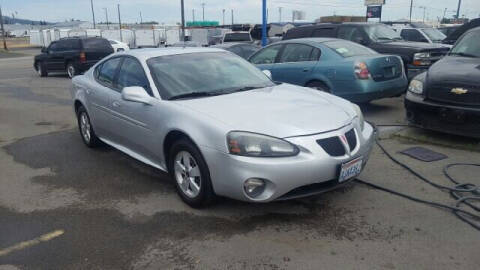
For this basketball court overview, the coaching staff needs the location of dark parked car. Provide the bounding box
[438,26,460,37]
[405,27,480,138]
[34,37,114,78]
[210,43,260,59]
[284,23,450,80]
[442,18,480,45]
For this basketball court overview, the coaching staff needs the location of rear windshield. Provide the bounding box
[323,40,377,57]
[82,38,113,51]
[224,33,251,42]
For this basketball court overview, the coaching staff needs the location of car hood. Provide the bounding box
[380,41,449,50]
[176,83,355,138]
[427,56,480,85]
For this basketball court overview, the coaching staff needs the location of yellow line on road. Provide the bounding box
[0,230,64,257]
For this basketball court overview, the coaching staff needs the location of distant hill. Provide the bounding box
[1,16,53,25]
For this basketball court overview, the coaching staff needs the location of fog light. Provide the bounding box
[244,178,266,198]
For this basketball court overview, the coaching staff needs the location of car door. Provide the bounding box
[108,56,159,162]
[249,44,283,74]
[89,56,123,140]
[271,43,320,85]
[45,41,64,71]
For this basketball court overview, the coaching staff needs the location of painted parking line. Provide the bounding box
[0,230,64,257]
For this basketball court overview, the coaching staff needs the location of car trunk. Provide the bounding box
[81,38,114,62]
[351,55,404,82]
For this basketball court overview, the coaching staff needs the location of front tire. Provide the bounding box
[66,62,78,78]
[77,106,101,148]
[169,139,215,208]
[36,62,48,77]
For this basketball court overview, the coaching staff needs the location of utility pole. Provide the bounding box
[231,9,234,25]
[180,0,185,41]
[409,0,413,22]
[0,5,7,50]
[456,0,462,19]
[103,8,109,29]
[279,7,282,23]
[222,9,225,25]
[117,4,122,42]
[201,3,205,21]
[140,11,143,24]
[419,6,427,22]
[443,8,447,22]
[192,9,195,22]
[262,0,267,47]
[90,0,96,29]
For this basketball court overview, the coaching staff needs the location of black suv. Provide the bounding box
[405,27,480,138]
[34,37,114,78]
[284,23,450,79]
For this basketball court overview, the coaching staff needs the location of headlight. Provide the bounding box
[227,131,299,157]
[414,52,431,59]
[352,104,365,131]
[408,79,424,94]
[413,52,432,66]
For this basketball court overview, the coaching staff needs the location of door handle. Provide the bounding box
[112,101,121,108]
[85,89,91,95]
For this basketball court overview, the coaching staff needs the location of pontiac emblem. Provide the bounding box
[450,88,468,95]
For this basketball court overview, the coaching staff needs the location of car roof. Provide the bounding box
[125,47,226,60]
[275,37,342,45]
[212,42,258,48]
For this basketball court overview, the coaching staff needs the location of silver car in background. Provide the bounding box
[71,48,375,207]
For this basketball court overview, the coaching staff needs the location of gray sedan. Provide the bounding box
[71,48,375,207]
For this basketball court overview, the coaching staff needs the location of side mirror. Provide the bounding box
[41,47,47,53]
[121,86,152,105]
[262,69,272,80]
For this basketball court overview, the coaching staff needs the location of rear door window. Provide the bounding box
[82,38,113,51]
[278,44,315,63]
[240,45,260,58]
[312,28,335,37]
[401,29,426,42]
[63,39,81,50]
[116,57,152,96]
[96,57,122,88]
[338,26,365,43]
[249,44,283,64]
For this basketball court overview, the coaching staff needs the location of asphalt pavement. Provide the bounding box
[0,50,479,270]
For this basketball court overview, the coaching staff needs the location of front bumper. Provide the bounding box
[200,122,376,202]
[405,92,480,138]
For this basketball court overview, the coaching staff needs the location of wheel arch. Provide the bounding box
[305,78,332,90]
[163,129,202,172]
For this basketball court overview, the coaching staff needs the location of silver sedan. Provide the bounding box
[71,48,375,207]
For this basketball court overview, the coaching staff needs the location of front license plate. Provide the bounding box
[339,157,363,183]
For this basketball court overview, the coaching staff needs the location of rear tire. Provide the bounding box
[168,138,215,208]
[66,62,78,79]
[306,81,331,93]
[36,62,48,77]
[77,106,101,148]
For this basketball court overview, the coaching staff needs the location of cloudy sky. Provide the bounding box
[1,0,479,24]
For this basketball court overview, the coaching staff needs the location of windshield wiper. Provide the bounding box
[168,91,220,100]
[228,86,265,93]
[449,52,478,58]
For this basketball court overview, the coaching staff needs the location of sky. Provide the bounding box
[1,0,479,24]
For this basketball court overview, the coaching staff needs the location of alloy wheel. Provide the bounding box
[79,112,91,143]
[174,151,202,198]
[67,65,75,78]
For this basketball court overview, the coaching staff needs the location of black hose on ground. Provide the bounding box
[356,122,480,231]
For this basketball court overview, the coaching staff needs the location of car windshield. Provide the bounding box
[422,28,446,42]
[365,25,403,42]
[323,40,377,57]
[147,52,274,100]
[449,31,480,58]
[224,33,251,42]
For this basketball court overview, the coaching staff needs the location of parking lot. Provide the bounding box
[0,49,479,269]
